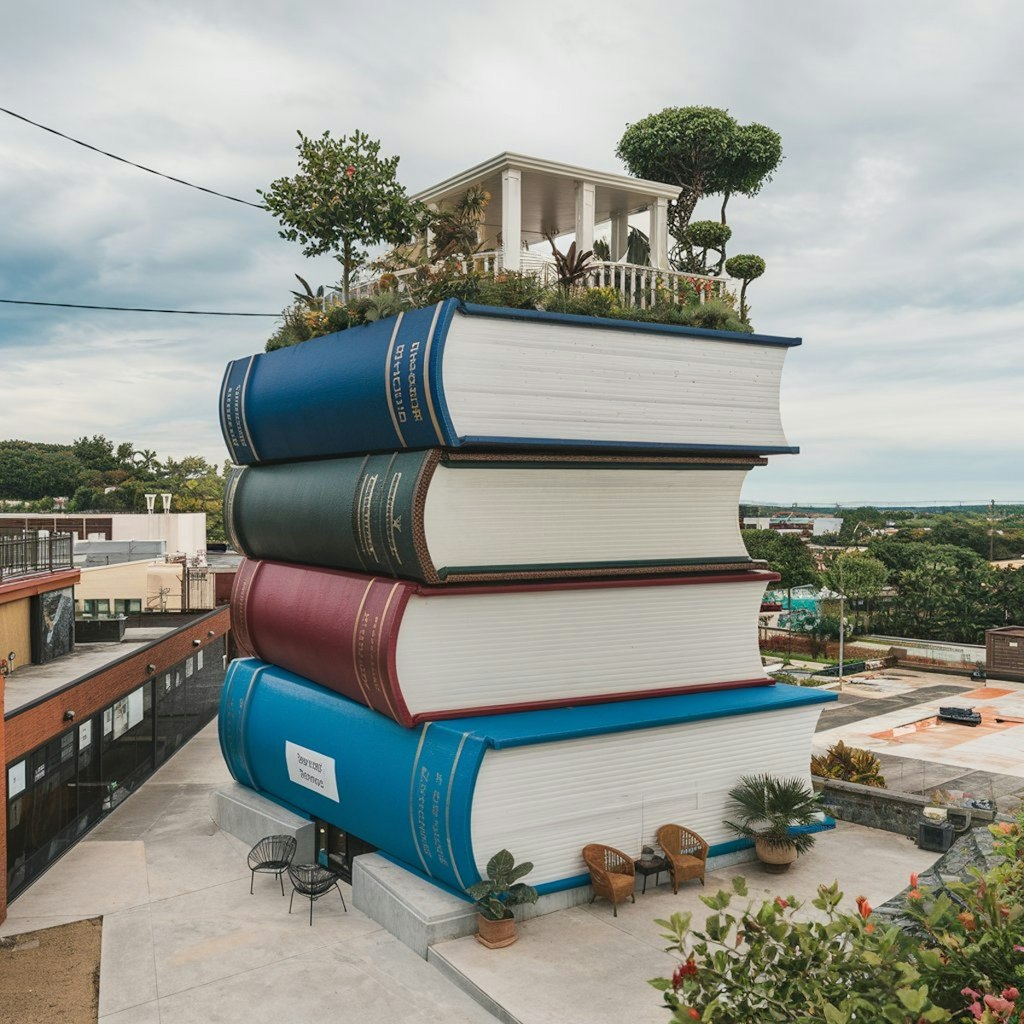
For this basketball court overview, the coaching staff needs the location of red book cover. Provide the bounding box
[231,559,778,728]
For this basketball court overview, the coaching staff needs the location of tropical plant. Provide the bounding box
[810,741,886,788]
[724,254,766,324]
[430,186,490,260]
[724,773,822,856]
[290,273,325,310]
[547,237,594,289]
[466,850,539,921]
[260,129,426,302]
[593,226,651,267]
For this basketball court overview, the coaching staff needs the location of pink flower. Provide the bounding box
[688,1010,700,1021]
[1001,987,1019,1001]
[983,994,1015,1014]
[775,897,789,909]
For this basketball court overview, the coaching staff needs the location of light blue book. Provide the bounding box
[220,658,834,894]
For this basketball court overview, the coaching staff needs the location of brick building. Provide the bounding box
[1,531,232,923]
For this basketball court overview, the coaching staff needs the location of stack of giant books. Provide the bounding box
[217,300,834,895]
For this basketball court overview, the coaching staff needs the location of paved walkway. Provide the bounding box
[0,723,493,1024]
[2,715,947,1024]
[430,820,939,1024]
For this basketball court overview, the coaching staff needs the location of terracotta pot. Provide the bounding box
[755,837,797,873]
[476,913,518,949]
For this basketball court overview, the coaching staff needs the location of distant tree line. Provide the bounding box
[0,436,228,543]
[743,517,1024,647]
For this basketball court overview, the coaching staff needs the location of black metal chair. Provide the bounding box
[247,835,297,895]
[287,863,347,925]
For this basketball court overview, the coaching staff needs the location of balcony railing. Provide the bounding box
[329,251,737,309]
[0,531,74,583]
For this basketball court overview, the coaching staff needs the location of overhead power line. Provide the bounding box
[0,298,278,316]
[0,106,265,209]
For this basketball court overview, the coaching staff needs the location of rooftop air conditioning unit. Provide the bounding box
[917,819,955,853]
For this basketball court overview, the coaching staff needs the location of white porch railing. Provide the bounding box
[327,252,736,308]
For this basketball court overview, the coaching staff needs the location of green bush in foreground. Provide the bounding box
[651,817,1024,1023]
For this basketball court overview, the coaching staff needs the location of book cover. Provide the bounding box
[231,560,779,726]
[224,450,765,584]
[219,659,836,894]
[219,300,800,465]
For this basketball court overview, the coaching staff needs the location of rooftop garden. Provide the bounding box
[258,108,783,352]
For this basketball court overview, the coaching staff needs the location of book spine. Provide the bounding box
[218,301,458,465]
[225,452,435,581]
[218,658,483,891]
[230,559,416,726]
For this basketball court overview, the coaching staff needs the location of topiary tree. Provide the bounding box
[260,129,425,302]
[724,254,765,323]
[682,220,732,275]
[616,107,781,268]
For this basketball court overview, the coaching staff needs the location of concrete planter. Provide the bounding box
[476,913,518,949]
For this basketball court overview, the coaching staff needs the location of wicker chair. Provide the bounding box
[247,834,297,895]
[287,863,347,926]
[656,824,709,894]
[582,844,636,917]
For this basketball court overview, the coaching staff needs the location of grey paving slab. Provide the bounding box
[98,905,158,1017]
[98,1000,162,1024]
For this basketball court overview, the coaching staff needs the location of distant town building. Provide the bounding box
[742,514,843,538]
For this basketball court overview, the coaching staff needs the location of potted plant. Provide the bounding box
[466,849,539,948]
[724,773,822,873]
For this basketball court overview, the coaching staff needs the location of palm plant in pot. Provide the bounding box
[466,850,539,948]
[724,773,822,873]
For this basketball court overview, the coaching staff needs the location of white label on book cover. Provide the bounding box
[285,741,339,803]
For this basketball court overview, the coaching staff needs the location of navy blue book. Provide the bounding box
[219,300,800,465]
[220,658,835,895]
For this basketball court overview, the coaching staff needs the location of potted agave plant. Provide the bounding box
[724,773,822,873]
[466,849,539,948]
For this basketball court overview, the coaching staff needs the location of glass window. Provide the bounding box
[82,599,111,618]
[114,599,142,615]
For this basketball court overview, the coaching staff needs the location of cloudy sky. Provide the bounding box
[2,1,1021,504]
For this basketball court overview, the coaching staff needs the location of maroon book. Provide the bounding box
[231,559,777,727]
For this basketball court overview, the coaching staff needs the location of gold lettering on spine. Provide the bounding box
[384,471,403,565]
[355,472,379,565]
[234,561,263,658]
[223,468,245,553]
[371,583,403,720]
[382,313,408,447]
[421,303,445,444]
[238,356,260,459]
[350,578,378,706]
[408,725,433,875]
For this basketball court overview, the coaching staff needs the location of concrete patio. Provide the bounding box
[1,720,940,1024]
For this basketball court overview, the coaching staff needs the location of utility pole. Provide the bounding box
[989,498,996,562]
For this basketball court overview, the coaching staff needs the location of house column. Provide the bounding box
[649,197,669,270]
[609,211,629,261]
[575,181,596,253]
[501,168,522,272]
[424,202,438,259]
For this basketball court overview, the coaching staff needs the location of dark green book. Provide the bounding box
[224,450,765,585]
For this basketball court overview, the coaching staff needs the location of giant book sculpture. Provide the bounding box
[219,300,800,465]
[231,560,777,726]
[219,659,835,894]
[224,451,764,583]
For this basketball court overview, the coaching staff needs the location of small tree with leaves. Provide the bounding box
[724,254,765,324]
[260,130,425,302]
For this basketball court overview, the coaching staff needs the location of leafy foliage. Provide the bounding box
[466,850,539,922]
[823,551,889,632]
[547,237,594,289]
[724,253,766,323]
[723,774,823,855]
[741,530,821,590]
[430,186,490,260]
[259,129,425,301]
[650,879,953,1023]
[650,813,1024,1023]
[810,741,886,788]
[681,220,732,275]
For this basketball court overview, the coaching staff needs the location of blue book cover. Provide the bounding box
[220,658,835,895]
[219,300,801,465]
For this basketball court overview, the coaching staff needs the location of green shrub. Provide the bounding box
[811,741,886,788]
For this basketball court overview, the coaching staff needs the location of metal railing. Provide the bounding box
[0,531,74,583]
[328,252,737,309]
